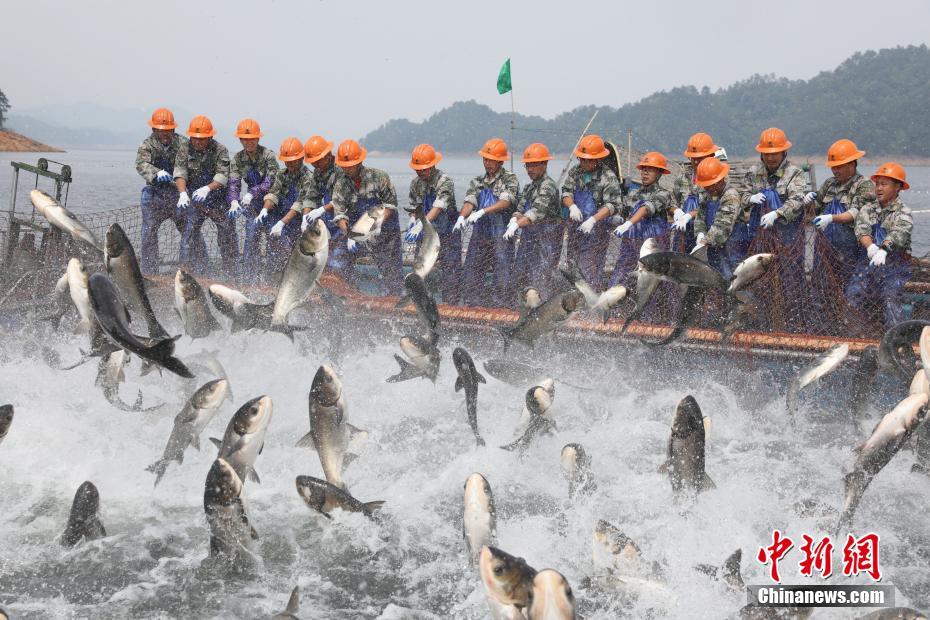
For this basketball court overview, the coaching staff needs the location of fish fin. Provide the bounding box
[722,549,745,590]
[259,442,264,455]
[476,371,487,384]
[363,500,386,514]
[454,376,464,392]
[295,432,316,449]
[191,435,200,451]
[386,354,423,383]
[343,453,359,469]
[346,423,368,440]
[700,472,716,491]
[285,586,300,614]
[146,459,169,486]
[247,467,261,484]
[209,437,222,449]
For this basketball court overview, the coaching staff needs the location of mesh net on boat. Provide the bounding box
[1,166,927,345]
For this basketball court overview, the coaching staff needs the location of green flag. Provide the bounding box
[497,59,512,95]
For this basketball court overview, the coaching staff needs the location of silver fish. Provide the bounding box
[67,257,94,335]
[502,384,556,452]
[786,344,849,417]
[499,290,585,351]
[349,204,390,245]
[728,253,774,293]
[269,586,301,620]
[560,443,596,499]
[559,259,626,323]
[296,366,350,490]
[453,347,487,446]
[837,393,929,534]
[0,404,14,446]
[693,549,745,591]
[620,238,662,334]
[30,189,100,251]
[208,284,274,333]
[271,219,329,330]
[148,379,231,486]
[295,475,384,518]
[61,481,106,548]
[463,473,496,562]
[387,335,440,383]
[479,546,537,614]
[527,569,576,620]
[175,269,221,339]
[659,395,715,494]
[94,349,156,412]
[407,205,439,279]
[105,223,169,339]
[203,458,259,565]
[210,395,273,485]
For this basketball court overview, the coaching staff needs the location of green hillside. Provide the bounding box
[362,45,930,158]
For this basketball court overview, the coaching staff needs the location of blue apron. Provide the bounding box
[749,187,800,245]
[472,187,508,238]
[627,199,669,239]
[703,198,750,281]
[573,189,600,250]
[821,198,861,263]
[423,191,454,235]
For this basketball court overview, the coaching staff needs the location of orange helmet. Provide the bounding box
[637,151,670,174]
[826,139,865,168]
[522,143,554,163]
[479,138,509,162]
[683,132,718,159]
[187,115,216,138]
[278,137,305,162]
[755,127,791,153]
[335,139,367,167]
[148,108,177,130]
[409,144,442,170]
[574,134,609,160]
[235,118,263,139]
[304,135,334,164]
[871,162,909,190]
[695,157,730,188]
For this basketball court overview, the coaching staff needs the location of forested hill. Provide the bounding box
[362,45,930,158]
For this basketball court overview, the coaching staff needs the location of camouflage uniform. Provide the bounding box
[462,169,521,307]
[515,174,563,297]
[408,168,461,304]
[847,196,914,328]
[812,172,876,276]
[608,181,673,287]
[740,157,808,239]
[561,163,623,290]
[227,145,278,204]
[135,132,186,274]
[331,166,403,295]
[299,164,344,213]
[692,186,746,279]
[255,165,313,276]
[173,139,237,276]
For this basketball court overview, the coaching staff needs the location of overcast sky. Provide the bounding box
[4,0,930,140]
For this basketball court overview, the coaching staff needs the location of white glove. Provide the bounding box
[578,217,597,234]
[812,214,833,230]
[155,169,172,183]
[176,191,190,210]
[760,210,779,229]
[347,239,358,252]
[803,191,817,205]
[192,186,211,203]
[568,204,583,222]
[301,209,323,231]
[254,208,269,224]
[241,192,253,206]
[674,211,692,231]
[613,221,633,237]
[870,248,887,267]
[690,232,707,255]
[866,243,880,259]
[466,209,485,224]
[404,219,424,242]
[269,220,285,237]
[452,215,467,232]
[502,218,519,240]
[227,200,241,219]
[749,192,767,206]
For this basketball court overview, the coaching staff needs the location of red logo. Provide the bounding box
[757,532,882,583]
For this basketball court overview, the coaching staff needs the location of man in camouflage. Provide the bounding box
[690,157,748,280]
[847,162,914,328]
[563,134,624,291]
[226,119,279,281]
[670,132,719,253]
[174,115,235,276]
[504,143,563,298]
[330,139,404,295]
[260,138,312,278]
[406,144,461,304]
[135,108,185,274]
[458,138,521,307]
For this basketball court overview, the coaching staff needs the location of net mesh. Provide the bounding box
[1,171,927,345]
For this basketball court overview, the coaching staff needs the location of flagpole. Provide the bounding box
[509,88,515,172]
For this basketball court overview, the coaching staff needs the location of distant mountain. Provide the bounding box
[362,45,930,158]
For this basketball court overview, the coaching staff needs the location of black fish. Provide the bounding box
[61,481,106,548]
[453,347,487,446]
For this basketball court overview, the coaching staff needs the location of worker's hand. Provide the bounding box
[254,208,269,224]
[690,233,707,255]
[760,210,779,229]
[567,204,583,222]
[502,218,519,240]
[404,219,423,242]
[613,221,633,237]
[673,211,692,231]
[466,209,485,225]
[749,192,767,206]
[155,170,172,183]
[227,200,241,219]
[870,248,887,267]
[812,214,833,230]
[176,191,190,210]
[803,191,817,205]
[578,217,597,235]
[269,221,285,237]
[192,186,211,203]
[452,216,467,232]
[241,192,253,206]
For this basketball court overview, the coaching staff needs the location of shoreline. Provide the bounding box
[0,129,63,153]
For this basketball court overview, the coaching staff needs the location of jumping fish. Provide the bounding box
[403,272,440,342]
[349,204,390,245]
[105,223,170,339]
[271,219,329,332]
[295,475,384,518]
[30,189,101,252]
[208,284,274,333]
[203,458,259,566]
[728,253,775,293]
[387,335,440,383]
[659,395,715,494]
[463,473,496,562]
[620,238,662,334]
[453,347,487,446]
[479,546,537,616]
[560,443,596,499]
[501,384,556,452]
[527,569,576,620]
[175,269,221,339]
[210,395,272,485]
[296,366,350,491]
[878,320,930,382]
[559,259,627,323]
[0,404,14,446]
[786,344,849,417]
[499,290,585,352]
[61,481,106,548]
